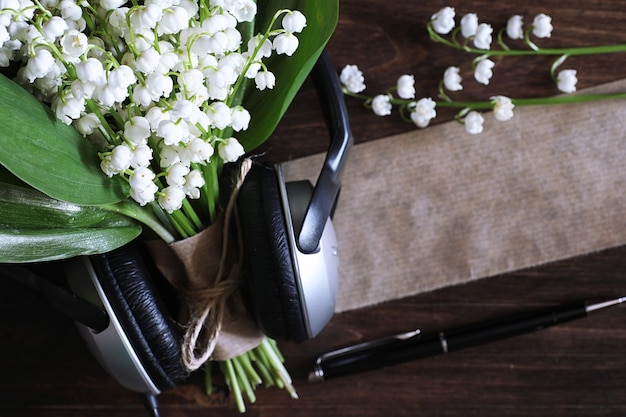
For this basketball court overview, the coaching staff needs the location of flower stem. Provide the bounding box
[99,200,177,243]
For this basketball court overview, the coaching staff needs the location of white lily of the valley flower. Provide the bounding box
[474,23,493,50]
[165,161,190,186]
[218,137,245,162]
[186,137,214,163]
[158,185,185,213]
[131,144,153,168]
[474,58,495,85]
[371,94,392,116]
[506,15,524,40]
[110,144,134,171]
[231,106,251,131]
[556,69,577,93]
[157,119,190,146]
[410,97,437,128]
[75,112,100,136]
[254,70,275,90]
[42,16,68,41]
[397,74,415,99]
[183,169,205,198]
[431,6,455,35]
[273,32,299,56]
[282,10,306,33]
[340,64,366,93]
[59,0,82,21]
[60,29,88,59]
[464,111,484,135]
[124,116,151,145]
[532,13,553,38]
[460,13,478,38]
[76,58,105,84]
[491,96,515,121]
[443,66,463,91]
[23,47,56,82]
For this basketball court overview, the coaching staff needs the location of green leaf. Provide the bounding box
[0,181,141,263]
[237,0,339,151]
[0,73,128,205]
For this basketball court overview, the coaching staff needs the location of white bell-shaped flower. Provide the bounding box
[282,10,306,33]
[218,137,245,163]
[158,185,186,213]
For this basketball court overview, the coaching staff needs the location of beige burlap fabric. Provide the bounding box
[283,80,626,312]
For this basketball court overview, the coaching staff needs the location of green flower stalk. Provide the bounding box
[341,6,626,135]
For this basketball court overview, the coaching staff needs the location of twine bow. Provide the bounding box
[147,158,263,371]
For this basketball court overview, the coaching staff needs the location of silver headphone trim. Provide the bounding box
[65,257,161,395]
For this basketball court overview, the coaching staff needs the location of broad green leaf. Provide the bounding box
[237,0,339,151]
[0,73,128,205]
[0,182,141,263]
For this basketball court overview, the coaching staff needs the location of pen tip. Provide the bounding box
[308,371,324,383]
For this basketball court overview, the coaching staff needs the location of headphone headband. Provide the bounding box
[292,51,353,254]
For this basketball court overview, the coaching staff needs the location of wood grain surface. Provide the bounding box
[3,1,626,416]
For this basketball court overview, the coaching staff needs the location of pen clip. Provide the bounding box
[315,328,421,364]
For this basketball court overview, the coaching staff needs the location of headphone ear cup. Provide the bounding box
[237,164,308,342]
[89,243,188,391]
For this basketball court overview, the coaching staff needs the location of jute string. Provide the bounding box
[146,158,263,371]
[179,158,254,370]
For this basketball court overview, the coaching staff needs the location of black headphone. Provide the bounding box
[0,51,352,416]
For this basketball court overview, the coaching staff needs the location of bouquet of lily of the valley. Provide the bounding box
[0,0,337,411]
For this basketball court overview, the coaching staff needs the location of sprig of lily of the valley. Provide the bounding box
[339,7,626,134]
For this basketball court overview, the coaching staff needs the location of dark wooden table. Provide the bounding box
[3,1,626,416]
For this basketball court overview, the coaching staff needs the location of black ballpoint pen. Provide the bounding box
[308,297,626,382]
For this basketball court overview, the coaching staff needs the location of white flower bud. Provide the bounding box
[340,64,366,94]
[24,47,56,82]
[218,137,245,163]
[473,23,493,50]
[397,74,415,99]
[273,32,299,56]
[255,70,275,90]
[124,116,151,145]
[52,92,85,124]
[183,169,205,199]
[165,161,190,186]
[208,102,232,130]
[108,65,137,89]
[282,10,306,33]
[371,94,392,116]
[145,106,171,131]
[129,166,156,190]
[431,6,455,35]
[443,66,463,91]
[159,6,189,34]
[556,69,578,93]
[410,97,437,128]
[100,0,125,10]
[158,185,185,213]
[59,0,82,21]
[460,13,478,38]
[130,181,158,205]
[157,119,190,146]
[135,48,161,74]
[76,58,105,84]
[159,144,180,167]
[42,16,68,41]
[491,96,515,121]
[532,13,553,38]
[131,144,153,168]
[464,111,484,135]
[231,106,250,132]
[110,144,134,171]
[506,15,524,40]
[75,113,100,136]
[187,138,214,163]
[474,58,495,85]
